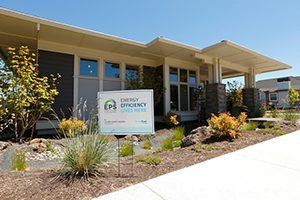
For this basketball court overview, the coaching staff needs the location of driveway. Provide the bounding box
[94,130,300,200]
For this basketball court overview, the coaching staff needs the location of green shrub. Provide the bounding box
[172,126,185,141]
[271,109,279,118]
[172,140,181,148]
[192,144,214,153]
[161,137,174,151]
[61,133,111,178]
[120,141,134,157]
[283,111,299,125]
[11,149,27,171]
[136,156,162,166]
[142,139,153,150]
[208,112,247,139]
[263,121,273,129]
[242,121,258,131]
[45,140,56,155]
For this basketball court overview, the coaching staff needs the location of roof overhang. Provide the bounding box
[201,40,291,74]
[0,7,292,74]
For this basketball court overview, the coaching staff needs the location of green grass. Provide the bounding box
[45,140,56,155]
[161,137,174,151]
[257,128,286,136]
[241,121,258,131]
[172,126,185,141]
[120,141,134,157]
[142,139,153,150]
[192,144,215,153]
[11,149,27,171]
[283,111,299,125]
[172,140,181,148]
[136,156,163,166]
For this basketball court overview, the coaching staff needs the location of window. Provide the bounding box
[169,67,197,111]
[80,59,98,77]
[170,85,178,110]
[270,93,278,101]
[169,67,178,82]
[105,62,120,78]
[180,69,187,82]
[180,85,188,111]
[126,65,139,80]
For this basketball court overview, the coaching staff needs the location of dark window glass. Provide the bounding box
[189,87,197,111]
[180,84,188,111]
[189,70,196,85]
[80,59,98,77]
[170,85,178,110]
[270,93,277,101]
[180,69,187,82]
[105,62,120,78]
[126,65,139,80]
[169,67,178,82]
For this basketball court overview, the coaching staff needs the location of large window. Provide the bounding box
[169,67,197,111]
[80,59,98,77]
[105,62,120,79]
[126,65,139,80]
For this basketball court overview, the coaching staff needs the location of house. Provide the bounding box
[257,76,300,108]
[0,7,292,133]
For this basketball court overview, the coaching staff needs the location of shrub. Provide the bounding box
[242,121,258,131]
[11,149,27,171]
[136,155,162,166]
[161,137,174,151]
[142,139,153,150]
[172,140,181,148]
[263,121,273,129]
[271,109,279,118]
[164,111,181,126]
[59,117,86,137]
[208,112,247,140]
[45,140,56,155]
[120,141,134,157]
[257,128,286,136]
[192,144,214,153]
[283,111,299,125]
[172,126,185,141]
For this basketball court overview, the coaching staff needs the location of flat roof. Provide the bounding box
[0,7,292,74]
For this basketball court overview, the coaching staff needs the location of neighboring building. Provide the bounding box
[257,76,300,108]
[0,8,292,133]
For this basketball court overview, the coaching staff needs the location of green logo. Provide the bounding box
[104,99,117,112]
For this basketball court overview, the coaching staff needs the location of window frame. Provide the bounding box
[79,58,99,79]
[104,61,121,80]
[269,93,278,101]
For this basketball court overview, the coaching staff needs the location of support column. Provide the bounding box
[243,68,260,117]
[163,58,170,115]
[205,58,226,118]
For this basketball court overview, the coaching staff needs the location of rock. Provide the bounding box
[181,126,209,147]
[30,143,47,153]
[0,141,10,151]
[28,138,48,145]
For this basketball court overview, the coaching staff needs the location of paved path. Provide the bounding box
[94,130,300,200]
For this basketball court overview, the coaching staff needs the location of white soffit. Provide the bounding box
[202,40,291,74]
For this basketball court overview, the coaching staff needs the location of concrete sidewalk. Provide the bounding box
[95,130,300,200]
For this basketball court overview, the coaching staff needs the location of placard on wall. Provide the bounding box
[98,90,154,135]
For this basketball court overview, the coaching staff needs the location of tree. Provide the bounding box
[226,81,243,110]
[288,88,299,108]
[0,46,60,140]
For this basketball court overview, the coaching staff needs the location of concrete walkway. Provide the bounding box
[94,130,300,200]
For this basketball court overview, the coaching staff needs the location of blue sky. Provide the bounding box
[1,0,300,82]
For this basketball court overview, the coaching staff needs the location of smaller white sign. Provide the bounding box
[98,90,154,135]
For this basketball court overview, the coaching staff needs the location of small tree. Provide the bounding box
[226,81,244,116]
[0,46,60,140]
[288,88,299,108]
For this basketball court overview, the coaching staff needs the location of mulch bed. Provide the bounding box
[0,129,298,200]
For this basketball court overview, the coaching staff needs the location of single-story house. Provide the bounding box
[257,76,300,108]
[0,7,292,133]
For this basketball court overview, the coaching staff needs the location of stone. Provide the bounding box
[29,138,48,145]
[0,141,10,151]
[29,142,47,153]
[181,126,209,147]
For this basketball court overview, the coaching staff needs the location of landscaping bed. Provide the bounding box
[0,128,297,200]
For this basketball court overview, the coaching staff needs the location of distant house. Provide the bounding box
[256,76,300,108]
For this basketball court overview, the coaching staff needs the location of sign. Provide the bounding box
[98,90,154,135]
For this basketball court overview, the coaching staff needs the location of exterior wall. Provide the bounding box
[38,50,74,118]
[205,83,226,118]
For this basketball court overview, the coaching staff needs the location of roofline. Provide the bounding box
[203,40,292,70]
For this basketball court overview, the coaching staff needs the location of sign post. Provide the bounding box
[98,90,154,176]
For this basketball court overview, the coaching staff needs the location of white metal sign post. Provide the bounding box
[98,89,155,176]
